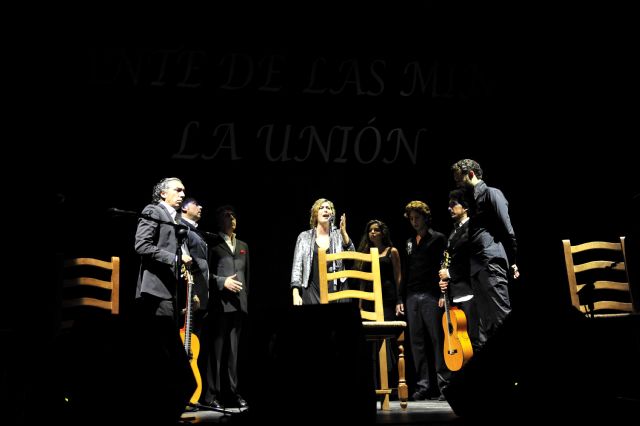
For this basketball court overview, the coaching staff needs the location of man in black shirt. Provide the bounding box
[398,200,448,401]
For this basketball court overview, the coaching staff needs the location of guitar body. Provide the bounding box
[180,267,203,405]
[442,306,473,371]
[440,250,473,371]
[180,327,203,404]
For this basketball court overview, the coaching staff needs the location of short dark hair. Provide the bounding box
[448,189,469,209]
[181,197,200,212]
[452,159,483,179]
[214,205,236,230]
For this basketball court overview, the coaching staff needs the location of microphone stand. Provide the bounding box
[109,207,188,323]
[330,221,338,292]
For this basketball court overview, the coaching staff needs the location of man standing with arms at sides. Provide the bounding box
[397,200,449,401]
[451,159,520,349]
[202,205,250,411]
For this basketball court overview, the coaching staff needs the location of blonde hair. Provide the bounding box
[309,198,335,228]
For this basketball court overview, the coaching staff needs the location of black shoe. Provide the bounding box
[411,390,428,401]
[235,395,248,408]
[201,399,224,411]
[428,393,446,401]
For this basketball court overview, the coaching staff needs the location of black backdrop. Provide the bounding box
[9,3,638,421]
[34,4,636,316]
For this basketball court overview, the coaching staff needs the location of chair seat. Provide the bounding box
[362,321,406,339]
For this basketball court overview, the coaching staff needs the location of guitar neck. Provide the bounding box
[183,268,194,352]
[443,288,452,324]
[441,250,452,326]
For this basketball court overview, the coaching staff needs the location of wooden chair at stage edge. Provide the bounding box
[318,247,408,411]
[61,256,120,330]
[562,237,637,318]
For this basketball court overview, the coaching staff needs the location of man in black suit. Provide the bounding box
[451,159,520,348]
[201,205,250,410]
[135,177,192,322]
[180,197,209,319]
[134,177,195,422]
[438,189,479,350]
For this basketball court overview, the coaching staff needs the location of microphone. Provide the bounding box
[109,207,190,233]
[328,214,336,230]
[202,230,222,241]
[107,207,139,216]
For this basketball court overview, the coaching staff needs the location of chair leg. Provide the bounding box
[397,333,408,409]
[378,340,390,410]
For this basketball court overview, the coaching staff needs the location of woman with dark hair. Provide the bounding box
[355,219,402,389]
[354,219,401,321]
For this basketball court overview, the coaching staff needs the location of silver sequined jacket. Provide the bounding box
[290,228,355,289]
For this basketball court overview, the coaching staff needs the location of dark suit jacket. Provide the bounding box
[181,219,209,310]
[469,180,517,274]
[135,203,182,299]
[209,235,250,314]
[447,220,473,301]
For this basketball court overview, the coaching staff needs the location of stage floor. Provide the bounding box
[180,399,457,425]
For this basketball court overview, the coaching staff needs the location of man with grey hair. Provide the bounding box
[133,177,195,423]
[135,177,192,318]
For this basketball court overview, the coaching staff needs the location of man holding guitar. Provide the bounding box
[180,198,209,410]
[438,189,479,361]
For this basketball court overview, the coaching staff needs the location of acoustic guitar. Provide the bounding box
[180,267,203,405]
[440,250,473,371]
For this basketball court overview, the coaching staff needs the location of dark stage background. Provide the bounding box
[33,4,637,315]
[8,3,639,422]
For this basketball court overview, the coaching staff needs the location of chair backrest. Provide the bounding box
[562,237,635,317]
[61,256,120,329]
[318,247,385,322]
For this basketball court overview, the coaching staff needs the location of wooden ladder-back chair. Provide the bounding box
[318,247,408,410]
[562,237,636,318]
[61,256,120,329]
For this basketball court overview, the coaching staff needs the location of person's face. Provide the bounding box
[162,180,185,208]
[453,170,472,188]
[183,202,202,221]
[448,202,466,222]
[317,202,333,225]
[408,211,426,232]
[221,210,236,233]
[368,223,383,244]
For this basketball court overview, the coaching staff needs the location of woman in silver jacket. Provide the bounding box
[291,198,355,305]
